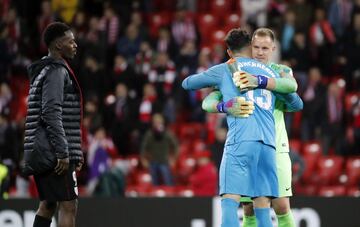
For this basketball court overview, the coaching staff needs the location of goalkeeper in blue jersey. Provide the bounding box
[182,28,297,227]
[202,28,303,227]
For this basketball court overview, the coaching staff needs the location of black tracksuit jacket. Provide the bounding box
[23,56,83,174]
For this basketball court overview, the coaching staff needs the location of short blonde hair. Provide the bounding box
[252,28,276,42]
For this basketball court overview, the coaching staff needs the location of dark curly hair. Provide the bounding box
[43,22,71,47]
[224,28,251,52]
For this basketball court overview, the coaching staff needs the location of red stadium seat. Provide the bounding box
[197,13,219,46]
[301,141,323,183]
[316,155,344,185]
[344,92,360,113]
[344,156,360,186]
[192,139,207,153]
[294,184,318,196]
[211,29,226,46]
[302,141,323,157]
[176,186,195,197]
[125,185,150,197]
[346,186,360,197]
[176,155,196,179]
[318,185,346,197]
[210,0,233,18]
[178,123,205,141]
[134,171,153,187]
[224,13,242,32]
[197,0,211,12]
[289,139,302,154]
[301,154,319,184]
[149,185,176,197]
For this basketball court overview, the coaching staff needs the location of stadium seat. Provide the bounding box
[316,155,344,185]
[294,184,318,196]
[134,171,153,187]
[176,155,196,179]
[344,156,360,186]
[192,139,207,153]
[125,185,150,197]
[289,138,302,154]
[211,29,226,46]
[344,92,360,113]
[149,185,176,197]
[224,13,242,32]
[301,141,323,184]
[197,0,211,12]
[346,186,360,197]
[302,141,323,157]
[210,0,233,19]
[178,123,205,141]
[318,185,346,197]
[197,13,219,46]
[176,186,194,197]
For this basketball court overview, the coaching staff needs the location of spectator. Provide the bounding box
[322,81,345,155]
[301,67,327,141]
[287,0,313,32]
[112,54,141,96]
[140,113,178,186]
[37,0,55,55]
[129,11,149,41]
[328,0,353,38]
[0,23,15,82]
[189,150,218,196]
[280,10,296,58]
[339,13,360,91]
[116,24,142,65]
[83,98,103,135]
[98,3,120,67]
[79,55,107,101]
[153,26,177,59]
[240,0,270,28]
[84,16,107,64]
[286,31,311,92]
[171,7,197,48]
[148,52,177,101]
[87,127,117,194]
[104,83,138,156]
[135,41,154,78]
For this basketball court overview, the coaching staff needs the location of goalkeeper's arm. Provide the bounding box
[202,91,255,117]
[233,68,298,94]
[202,90,223,113]
[274,92,303,112]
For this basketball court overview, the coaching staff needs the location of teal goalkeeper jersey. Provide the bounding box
[182,57,280,148]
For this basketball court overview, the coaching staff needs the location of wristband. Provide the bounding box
[216,101,227,113]
[257,75,268,89]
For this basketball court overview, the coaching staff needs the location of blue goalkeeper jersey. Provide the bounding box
[182,57,280,148]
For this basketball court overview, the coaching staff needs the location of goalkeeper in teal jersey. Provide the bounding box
[182,28,297,227]
[202,28,303,227]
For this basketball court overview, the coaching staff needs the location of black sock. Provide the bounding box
[33,215,52,227]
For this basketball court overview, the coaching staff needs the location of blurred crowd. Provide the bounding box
[0,0,359,198]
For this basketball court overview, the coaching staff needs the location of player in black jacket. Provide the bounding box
[23,22,83,227]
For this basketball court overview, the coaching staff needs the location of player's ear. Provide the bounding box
[55,40,62,50]
[227,49,232,58]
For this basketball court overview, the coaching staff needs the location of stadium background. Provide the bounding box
[0,0,360,226]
